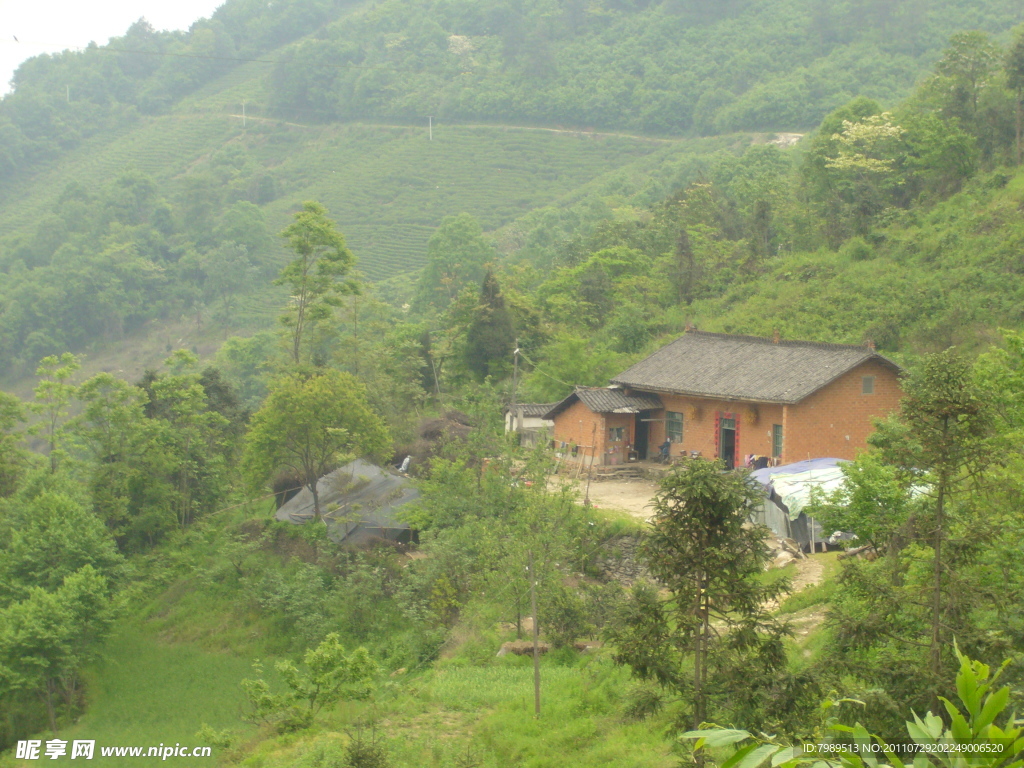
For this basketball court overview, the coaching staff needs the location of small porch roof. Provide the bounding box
[544,387,664,420]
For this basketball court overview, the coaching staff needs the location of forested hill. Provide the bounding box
[3,0,1023,179]
[1,0,1024,377]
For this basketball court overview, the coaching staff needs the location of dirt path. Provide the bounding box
[790,553,825,592]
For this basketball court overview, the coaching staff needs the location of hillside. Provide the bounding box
[1,0,1023,375]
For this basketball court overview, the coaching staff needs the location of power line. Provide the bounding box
[516,349,575,389]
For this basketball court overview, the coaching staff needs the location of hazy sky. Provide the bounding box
[0,0,225,94]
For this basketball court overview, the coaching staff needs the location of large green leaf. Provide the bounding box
[736,743,783,768]
[681,729,755,748]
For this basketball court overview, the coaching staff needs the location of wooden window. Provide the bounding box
[862,375,875,395]
[608,427,625,442]
[772,424,783,458]
[667,411,684,443]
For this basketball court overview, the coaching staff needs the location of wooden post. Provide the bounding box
[529,550,541,717]
[583,423,598,506]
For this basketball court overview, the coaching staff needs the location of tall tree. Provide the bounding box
[146,352,232,531]
[276,201,357,367]
[464,271,515,381]
[29,354,80,474]
[870,350,996,704]
[242,370,390,521]
[931,31,1001,126]
[609,459,789,749]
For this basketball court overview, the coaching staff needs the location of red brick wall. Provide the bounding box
[783,360,902,462]
[551,400,606,464]
[649,395,785,462]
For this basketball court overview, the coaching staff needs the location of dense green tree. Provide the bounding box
[0,566,119,732]
[0,485,122,732]
[242,370,390,520]
[147,353,233,531]
[464,271,515,381]
[810,454,919,554]
[0,490,123,604]
[415,214,494,313]
[931,32,1002,127]
[1007,27,1024,164]
[519,335,625,402]
[73,373,170,544]
[0,393,26,498]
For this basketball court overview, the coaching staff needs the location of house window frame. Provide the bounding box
[666,411,684,443]
[608,426,625,442]
[772,424,783,458]
[862,375,875,395]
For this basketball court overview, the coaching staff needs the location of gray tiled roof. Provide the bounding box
[503,403,559,418]
[544,387,664,419]
[611,331,901,405]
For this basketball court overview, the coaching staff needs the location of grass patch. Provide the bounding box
[590,505,647,535]
[779,577,838,615]
[56,629,258,766]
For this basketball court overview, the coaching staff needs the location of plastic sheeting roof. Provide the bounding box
[275,459,418,545]
[750,458,848,520]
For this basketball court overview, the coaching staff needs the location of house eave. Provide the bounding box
[608,381,802,406]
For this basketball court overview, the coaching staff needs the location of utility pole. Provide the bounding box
[529,549,541,718]
[66,85,69,103]
[511,338,519,433]
[428,115,433,141]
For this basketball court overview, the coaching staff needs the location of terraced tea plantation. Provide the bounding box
[256,121,682,278]
[0,104,682,281]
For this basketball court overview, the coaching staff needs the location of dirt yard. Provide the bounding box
[560,474,829,598]
[553,476,661,519]
[556,472,832,639]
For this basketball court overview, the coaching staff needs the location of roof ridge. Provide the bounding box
[684,329,875,354]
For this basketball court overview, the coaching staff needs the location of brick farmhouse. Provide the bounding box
[544,330,903,468]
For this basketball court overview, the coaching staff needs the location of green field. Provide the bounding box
[36,630,679,768]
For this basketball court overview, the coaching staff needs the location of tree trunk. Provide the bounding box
[310,480,322,522]
[44,679,57,732]
[693,572,707,768]
[930,415,949,709]
[931,472,945,708]
[516,594,523,640]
